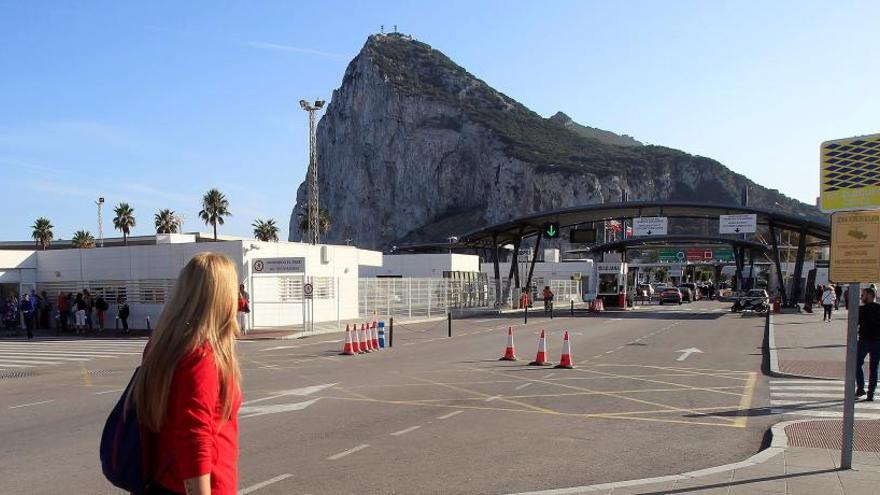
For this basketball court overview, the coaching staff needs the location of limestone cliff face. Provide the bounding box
[290,34,820,250]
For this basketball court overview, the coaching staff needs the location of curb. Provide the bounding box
[765,312,840,381]
[505,420,805,495]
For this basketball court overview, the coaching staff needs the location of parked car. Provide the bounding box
[637,283,654,299]
[659,287,683,305]
[677,286,694,303]
[679,283,701,301]
[731,288,770,312]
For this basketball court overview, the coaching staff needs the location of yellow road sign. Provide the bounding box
[820,133,880,213]
[830,211,880,282]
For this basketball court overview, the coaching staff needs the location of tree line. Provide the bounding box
[29,188,332,249]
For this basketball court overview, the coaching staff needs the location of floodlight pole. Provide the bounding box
[300,99,325,245]
[96,197,105,247]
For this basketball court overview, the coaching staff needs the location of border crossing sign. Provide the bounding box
[820,133,880,213]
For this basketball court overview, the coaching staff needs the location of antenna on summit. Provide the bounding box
[380,24,384,34]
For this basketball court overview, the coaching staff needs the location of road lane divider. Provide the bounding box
[390,426,421,436]
[437,410,463,420]
[327,444,370,460]
[238,473,293,495]
[9,399,54,409]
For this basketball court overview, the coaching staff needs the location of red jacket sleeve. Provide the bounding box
[168,348,219,479]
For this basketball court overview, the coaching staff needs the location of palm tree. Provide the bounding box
[252,218,280,242]
[71,230,96,248]
[199,188,231,240]
[31,217,54,250]
[154,209,181,234]
[296,206,331,237]
[112,202,136,245]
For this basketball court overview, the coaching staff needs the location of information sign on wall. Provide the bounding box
[252,257,306,274]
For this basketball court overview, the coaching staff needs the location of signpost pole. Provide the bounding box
[841,282,860,470]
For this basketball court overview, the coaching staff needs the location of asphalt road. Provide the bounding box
[0,301,777,494]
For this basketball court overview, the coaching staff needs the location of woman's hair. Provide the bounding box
[133,252,242,432]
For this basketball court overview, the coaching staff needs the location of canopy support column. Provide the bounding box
[524,231,543,293]
[790,227,808,306]
[769,222,789,307]
[492,234,501,308]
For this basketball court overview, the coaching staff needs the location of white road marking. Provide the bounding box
[327,444,370,460]
[242,383,338,405]
[262,345,296,351]
[769,386,844,391]
[485,395,501,402]
[0,359,63,366]
[771,392,841,399]
[0,353,92,361]
[239,398,321,418]
[238,473,293,494]
[390,426,421,436]
[437,410,463,420]
[543,373,555,378]
[515,383,532,390]
[9,399,54,409]
[94,388,125,395]
[769,380,843,385]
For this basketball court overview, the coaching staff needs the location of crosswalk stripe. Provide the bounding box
[0,354,92,361]
[767,386,843,391]
[771,409,880,420]
[771,392,842,399]
[769,379,843,385]
[0,339,146,369]
[0,358,64,366]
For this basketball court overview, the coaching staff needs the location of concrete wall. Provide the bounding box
[361,253,480,278]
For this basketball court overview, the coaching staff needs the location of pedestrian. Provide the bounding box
[519,288,531,309]
[95,294,108,332]
[131,253,242,495]
[83,289,94,331]
[821,286,836,322]
[74,292,87,334]
[118,297,130,334]
[56,291,68,334]
[20,293,34,339]
[856,287,880,402]
[542,285,554,313]
[66,293,75,329]
[834,284,843,310]
[3,296,18,336]
[237,283,250,336]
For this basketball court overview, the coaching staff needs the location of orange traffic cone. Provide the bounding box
[340,325,356,356]
[499,326,517,361]
[554,331,574,369]
[353,323,363,353]
[529,330,552,366]
[371,321,380,350]
[361,323,373,352]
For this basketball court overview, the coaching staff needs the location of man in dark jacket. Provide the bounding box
[856,287,880,401]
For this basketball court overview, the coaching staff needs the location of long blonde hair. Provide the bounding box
[134,252,242,431]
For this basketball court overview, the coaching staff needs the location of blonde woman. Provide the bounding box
[132,253,242,495]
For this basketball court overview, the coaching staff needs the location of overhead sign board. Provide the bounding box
[252,257,305,274]
[830,211,880,282]
[659,250,686,263]
[633,217,668,236]
[820,133,880,213]
[719,214,757,234]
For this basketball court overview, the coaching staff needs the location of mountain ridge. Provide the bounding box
[289,33,822,249]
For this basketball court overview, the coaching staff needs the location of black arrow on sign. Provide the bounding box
[647,230,653,235]
[734,227,741,233]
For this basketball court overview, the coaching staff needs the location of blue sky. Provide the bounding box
[1,0,877,242]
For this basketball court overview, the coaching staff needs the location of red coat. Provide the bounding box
[152,342,241,494]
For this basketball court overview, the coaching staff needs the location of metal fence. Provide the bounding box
[359,278,492,322]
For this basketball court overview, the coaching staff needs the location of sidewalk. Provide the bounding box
[771,308,848,379]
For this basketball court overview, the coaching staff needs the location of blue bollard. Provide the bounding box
[377,321,386,348]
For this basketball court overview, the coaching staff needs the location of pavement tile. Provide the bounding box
[839,477,880,495]
[785,475,846,495]
[727,484,787,495]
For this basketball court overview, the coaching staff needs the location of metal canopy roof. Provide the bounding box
[567,235,770,255]
[454,201,830,248]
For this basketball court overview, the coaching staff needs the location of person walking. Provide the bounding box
[821,285,836,322]
[131,253,242,495]
[237,284,250,336]
[95,294,108,333]
[118,298,130,334]
[834,284,843,311]
[20,294,34,339]
[856,287,880,402]
[74,293,87,334]
[39,290,51,330]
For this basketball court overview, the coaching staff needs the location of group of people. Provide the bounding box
[2,289,131,338]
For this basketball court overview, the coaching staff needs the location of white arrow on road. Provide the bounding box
[239,398,321,418]
[243,383,338,406]
[675,348,703,361]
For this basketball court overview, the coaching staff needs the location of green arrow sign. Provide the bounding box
[544,222,559,238]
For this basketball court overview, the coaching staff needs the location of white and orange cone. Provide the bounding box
[361,323,373,352]
[554,331,574,369]
[353,323,364,353]
[529,330,552,366]
[499,326,517,361]
[371,321,380,350]
[340,324,356,356]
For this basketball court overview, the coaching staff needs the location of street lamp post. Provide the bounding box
[96,197,105,247]
[300,99,325,245]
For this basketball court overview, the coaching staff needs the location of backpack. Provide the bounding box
[100,368,153,493]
